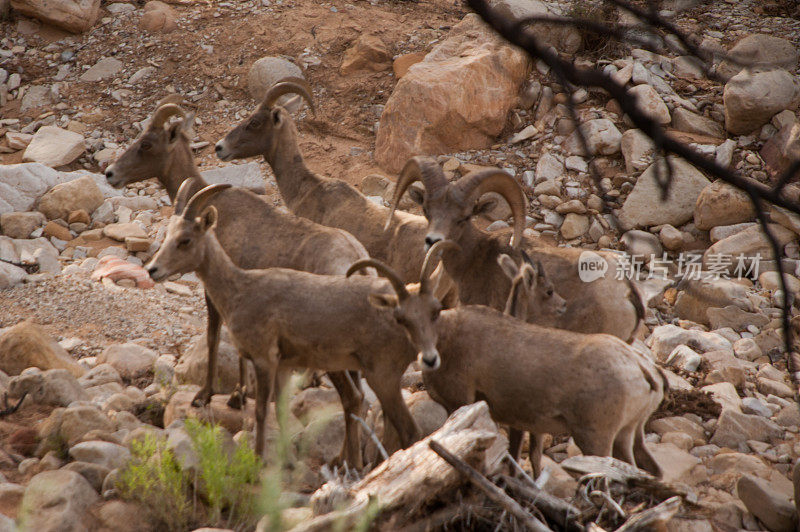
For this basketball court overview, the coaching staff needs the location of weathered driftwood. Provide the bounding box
[613,496,681,531]
[500,474,584,532]
[290,401,507,531]
[429,439,552,532]
[560,456,696,504]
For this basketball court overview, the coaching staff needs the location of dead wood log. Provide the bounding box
[613,496,681,531]
[430,439,553,532]
[560,456,697,504]
[500,474,584,532]
[289,401,508,532]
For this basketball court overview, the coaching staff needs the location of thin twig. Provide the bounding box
[429,439,553,532]
[350,413,389,462]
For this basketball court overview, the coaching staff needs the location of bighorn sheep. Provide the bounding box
[105,102,374,468]
[214,78,436,285]
[348,242,664,478]
[145,184,422,458]
[387,158,645,342]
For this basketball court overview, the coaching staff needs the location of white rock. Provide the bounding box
[22,127,85,168]
[79,57,123,82]
[563,119,622,156]
[201,163,266,194]
[628,84,671,124]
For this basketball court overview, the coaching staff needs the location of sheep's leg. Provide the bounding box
[571,430,614,460]
[508,428,524,461]
[528,433,544,478]
[253,360,277,459]
[612,423,637,467]
[192,293,220,407]
[226,359,248,409]
[367,372,419,453]
[633,421,662,477]
[328,370,365,470]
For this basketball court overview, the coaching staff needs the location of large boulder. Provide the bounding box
[703,223,796,268]
[646,324,732,361]
[9,0,100,32]
[201,163,265,194]
[38,175,103,220]
[723,69,800,135]
[68,441,130,470]
[488,0,581,54]
[0,262,27,289]
[672,278,754,325]
[619,157,711,229]
[736,474,797,532]
[563,119,622,156]
[628,84,670,125]
[97,343,157,379]
[694,180,756,230]
[174,330,255,395]
[23,127,86,168]
[9,369,88,407]
[17,470,99,532]
[340,34,391,74]
[39,404,115,449]
[374,14,529,172]
[247,56,304,102]
[0,321,84,377]
[0,164,117,215]
[710,409,782,448]
[761,122,800,180]
[718,34,799,81]
[0,211,45,239]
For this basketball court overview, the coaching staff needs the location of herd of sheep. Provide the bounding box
[102,77,667,478]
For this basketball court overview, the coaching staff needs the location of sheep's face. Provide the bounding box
[146,207,216,282]
[106,121,187,188]
[216,104,288,162]
[415,187,498,251]
[370,288,443,371]
[497,254,567,321]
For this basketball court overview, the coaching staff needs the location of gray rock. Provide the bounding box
[80,57,123,82]
[0,262,27,289]
[69,441,130,470]
[61,461,110,492]
[724,69,800,135]
[718,34,799,81]
[710,409,782,448]
[534,153,564,182]
[628,84,670,125]
[18,470,99,532]
[20,85,53,113]
[619,157,710,230]
[620,129,655,174]
[97,343,157,379]
[9,368,88,407]
[672,108,725,138]
[741,397,772,417]
[563,119,622,156]
[646,324,732,361]
[737,474,796,532]
[23,127,85,168]
[247,56,303,104]
[488,0,581,54]
[200,163,266,194]
[621,229,662,259]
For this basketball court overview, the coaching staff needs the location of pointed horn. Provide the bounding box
[262,77,315,114]
[420,240,460,294]
[153,94,184,112]
[182,184,232,220]
[385,156,448,231]
[347,258,409,300]
[453,169,527,250]
[173,178,196,216]
[150,103,186,129]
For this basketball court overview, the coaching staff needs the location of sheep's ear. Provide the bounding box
[473,196,497,216]
[408,187,424,206]
[497,254,519,280]
[271,108,283,126]
[196,206,218,232]
[368,292,399,309]
[182,112,196,137]
[167,120,183,145]
[520,263,537,290]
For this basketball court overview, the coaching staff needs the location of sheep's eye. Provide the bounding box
[431,309,440,320]
[546,287,554,297]
[246,119,261,130]
[177,238,191,248]
[140,141,152,151]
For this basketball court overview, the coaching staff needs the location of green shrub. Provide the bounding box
[117,433,192,531]
[185,418,262,529]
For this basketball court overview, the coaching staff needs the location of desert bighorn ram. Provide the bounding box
[215,78,449,290]
[146,184,423,458]
[106,102,374,468]
[348,241,665,478]
[387,157,645,342]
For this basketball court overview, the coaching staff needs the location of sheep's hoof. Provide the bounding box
[191,388,212,408]
[227,390,245,410]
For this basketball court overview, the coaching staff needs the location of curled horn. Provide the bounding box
[262,77,315,113]
[385,156,448,231]
[173,178,196,216]
[419,240,460,295]
[347,258,409,301]
[182,184,232,220]
[150,103,186,129]
[453,169,527,250]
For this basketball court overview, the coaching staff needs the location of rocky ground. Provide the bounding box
[2,0,800,530]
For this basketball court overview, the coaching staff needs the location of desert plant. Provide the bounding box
[185,418,262,529]
[117,433,192,531]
